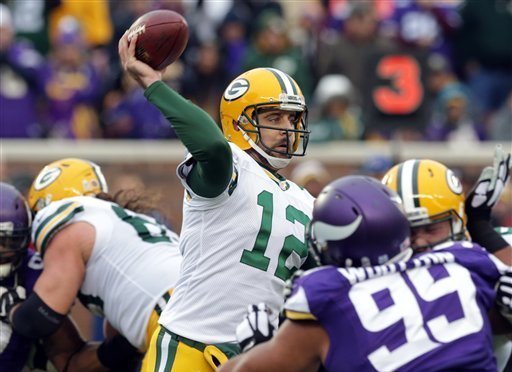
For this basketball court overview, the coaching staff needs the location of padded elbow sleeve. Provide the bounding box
[11,292,65,339]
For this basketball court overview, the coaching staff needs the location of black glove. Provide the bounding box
[496,270,512,324]
[465,145,512,252]
[0,286,26,322]
[236,303,277,353]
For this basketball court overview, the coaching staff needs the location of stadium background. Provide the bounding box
[1,0,511,342]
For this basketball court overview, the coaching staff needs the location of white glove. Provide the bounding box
[0,320,13,353]
[0,285,26,321]
[496,270,512,324]
[236,303,277,353]
[466,145,511,217]
[283,270,303,300]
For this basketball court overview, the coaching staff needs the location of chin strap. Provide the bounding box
[240,129,291,169]
[387,247,414,264]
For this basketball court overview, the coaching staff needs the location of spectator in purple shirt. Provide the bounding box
[43,16,102,139]
[0,4,46,138]
[382,0,460,59]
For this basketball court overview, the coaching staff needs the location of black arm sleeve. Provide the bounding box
[467,220,510,254]
[144,81,233,198]
[10,293,65,339]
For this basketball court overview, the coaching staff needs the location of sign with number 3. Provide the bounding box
[364,51,429,133]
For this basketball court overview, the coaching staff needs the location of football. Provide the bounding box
[127,10,189,70]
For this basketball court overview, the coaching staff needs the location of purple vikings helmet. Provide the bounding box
[0,182,32,278]
[307,176,411,267]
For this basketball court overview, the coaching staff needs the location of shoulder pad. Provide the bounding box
[32,200,84,256]
[283,267,338,321]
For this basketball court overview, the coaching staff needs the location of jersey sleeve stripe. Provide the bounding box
[34,202,84,256]
[284,310,317,321]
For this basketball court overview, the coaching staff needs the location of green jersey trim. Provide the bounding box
[34,202,84,257]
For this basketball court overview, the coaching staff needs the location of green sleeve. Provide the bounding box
[144,81,233,198]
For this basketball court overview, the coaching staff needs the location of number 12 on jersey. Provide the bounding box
[240,190,310,281]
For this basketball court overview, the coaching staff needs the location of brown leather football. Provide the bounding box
[127,10,189,70]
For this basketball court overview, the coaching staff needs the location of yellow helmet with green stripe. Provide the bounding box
[220,68,309,169]
[382,159,466,240]
[28,158,108,213]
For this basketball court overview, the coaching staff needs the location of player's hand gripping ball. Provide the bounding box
[127,9,189,70]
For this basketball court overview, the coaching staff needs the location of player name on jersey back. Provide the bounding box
[285,242,505,371]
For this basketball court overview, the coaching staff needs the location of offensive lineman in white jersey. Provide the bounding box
[119,32,316,370]
[2,158,182,371]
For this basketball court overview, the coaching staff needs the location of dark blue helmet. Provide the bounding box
[307,176,411,267]
[0,182,32,278]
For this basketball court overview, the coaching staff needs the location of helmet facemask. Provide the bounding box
[409,209,466,253]
[0,182,32,279]
[0,229,31,278]
[220,68,311,167]
[237,102,309,169]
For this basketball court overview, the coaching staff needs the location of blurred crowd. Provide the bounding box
[0,0,511,142]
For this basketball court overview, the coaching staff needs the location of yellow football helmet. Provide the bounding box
[382,159,466,244]
[220,67,309,169]
[28,158,108,213]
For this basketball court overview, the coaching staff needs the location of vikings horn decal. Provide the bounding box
[312,215,363,242]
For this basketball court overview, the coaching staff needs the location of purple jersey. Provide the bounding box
[43,62,101,139]
[383,1,459,58]
[0,250,43,371]
[284,241,506,371]
[0,42,46,138]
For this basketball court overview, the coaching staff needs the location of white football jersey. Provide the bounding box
[32,196,182,349]
[159,143,315,343]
